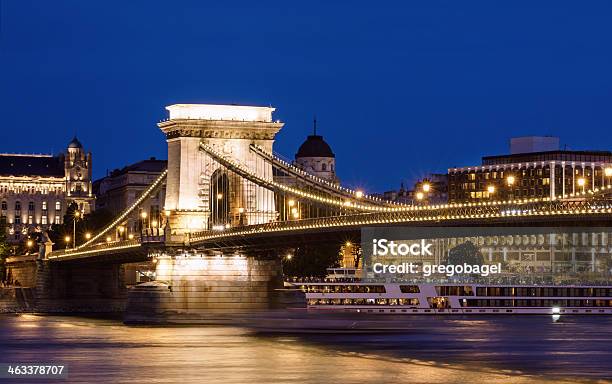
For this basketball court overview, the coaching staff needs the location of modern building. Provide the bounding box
[0,137,94,243]
[93,157,167,235]
[448,137,612,203]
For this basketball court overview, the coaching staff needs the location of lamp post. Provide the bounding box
[72,210,80,248]
[577,177,586,193]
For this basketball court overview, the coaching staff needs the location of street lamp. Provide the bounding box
[26,239,33,248]
[288,199,295,207]
[355,190,364,199]
[577,177,586,193]
[85,232,91,240]
[72,210,80,248]
[64,235,71,249]
[506,175,515,186]
[415,191,424,201]
[487,185,496,194]
[422,183,431,193]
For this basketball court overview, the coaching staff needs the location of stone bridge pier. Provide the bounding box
[9,259,129,313]
[124,251,302,324]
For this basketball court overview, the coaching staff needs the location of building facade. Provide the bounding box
[0,137,94,243]
[449,149,612,203]
[93,157,167,236]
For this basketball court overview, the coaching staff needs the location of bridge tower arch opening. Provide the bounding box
[158,104,284,238]
[210,169,230,227]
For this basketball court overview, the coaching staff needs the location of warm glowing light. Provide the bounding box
[152,258,158,264]
[164,210,171,217]
[506,175,515,186]
[106,236,112,243]
[238,207,245,213]
[355,190,364,198]
[292,211,299,219]
[128,233,134,240]
[85,232,91,240]
[288,199,295,207]
[291,207,298,214]
[152,220,158,228]
[487,185,496,194]
[166,104,276,123]
[577,178,585,187]
[64,235,71,243]
[74,211,81,218]
[605,167,612,177]
[416,192,424,200]
[216,193,223,200]
[422,183,431,192]
[118,226,125,233]
[26,240,33,247]
[141,212,147,219]
[345,241,352,247]
[285,254,292,260]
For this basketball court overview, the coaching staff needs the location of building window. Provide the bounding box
[42,215,48,225]
[54,215,61,224]
[55,201,61,211]
[1,201,6,211]
[28,201,35,212]
[15,216,21,225]
[42,201,47,211]
[15,201,21,211]
[28,215,33,224]
[0,215,6,225]
[322,163,327,171]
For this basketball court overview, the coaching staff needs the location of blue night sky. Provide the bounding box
[2,1,612,192]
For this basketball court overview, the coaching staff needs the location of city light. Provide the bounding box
[506,175,515,186]
[64,235,71,243]
[85,232,91,240]
[416,192,424,200]
[217,193,223,200]
[26,239,33,248]
[345,241,352,247]
[422,183,431,192]
[238,207,245,213]
[288,199,295,207]
[118,226,125,233]
[355,190,364,198]
[487,185,496,194]
[106,236,112,242]
[605,167,612,177]
[152,220,158,228]
[128,233,134,240]
[285,254,292,260]
[141,211,147,219]
[577,178,586,187]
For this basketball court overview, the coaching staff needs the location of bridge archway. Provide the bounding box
[209,169,230,227]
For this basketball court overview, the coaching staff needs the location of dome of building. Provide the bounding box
[295,135,335,158]
[68,136,83,149]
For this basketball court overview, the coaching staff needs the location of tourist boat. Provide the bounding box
[287,268,612,315]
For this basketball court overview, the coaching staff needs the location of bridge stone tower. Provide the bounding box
[158,104,284,237]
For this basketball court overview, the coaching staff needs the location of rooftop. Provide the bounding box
[0,154,64,178]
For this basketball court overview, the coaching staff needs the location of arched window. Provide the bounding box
[15,201,21,211]
[322,163,327,171]
[55,201,61,211]
[42,201,47,211]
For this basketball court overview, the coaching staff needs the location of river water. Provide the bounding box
[0,314,611,383]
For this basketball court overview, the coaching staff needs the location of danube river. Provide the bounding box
[0,314,610,383]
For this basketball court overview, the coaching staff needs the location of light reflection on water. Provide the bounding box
[0,314,610,383]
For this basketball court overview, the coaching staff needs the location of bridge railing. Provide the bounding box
[47,239,143,260]
[188,198,612,243]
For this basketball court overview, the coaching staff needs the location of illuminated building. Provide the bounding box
[449,137,612,202]
[93,157,167,234]
[0,137,94,242]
